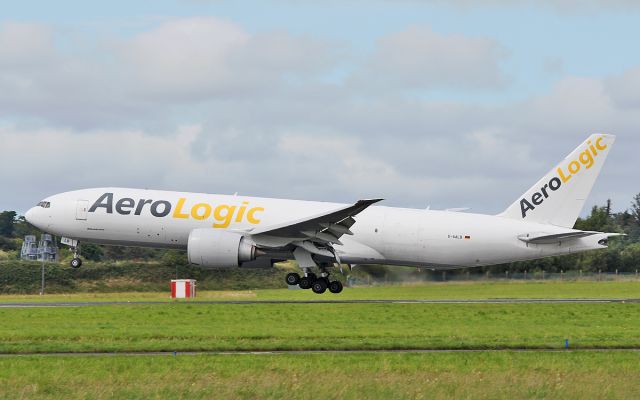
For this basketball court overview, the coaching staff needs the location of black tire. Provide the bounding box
[311,279,327,294]
[329,280,343,294]
[70,258,82,269]
[286,272,301,286]
[299,276,312,290]
[306,272,317,281]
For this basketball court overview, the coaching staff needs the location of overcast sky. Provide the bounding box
[1,1,638,215]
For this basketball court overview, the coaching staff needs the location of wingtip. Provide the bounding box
[361,198,384,204]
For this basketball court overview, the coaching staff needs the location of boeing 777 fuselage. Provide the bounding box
[25,134,619,294]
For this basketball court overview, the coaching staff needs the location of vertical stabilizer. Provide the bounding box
[499,134,615,228]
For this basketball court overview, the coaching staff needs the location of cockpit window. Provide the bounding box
[37,201,51,208]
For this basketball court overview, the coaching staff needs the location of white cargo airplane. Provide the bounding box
[25,134,619,294]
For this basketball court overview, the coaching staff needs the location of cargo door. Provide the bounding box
[76,200,89,220]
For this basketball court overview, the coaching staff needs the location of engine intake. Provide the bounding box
[187,229,257,268]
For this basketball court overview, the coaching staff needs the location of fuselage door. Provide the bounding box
[76,200,89,221]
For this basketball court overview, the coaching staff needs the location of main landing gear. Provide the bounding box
[285,271,343,294]
[290,247,344,294]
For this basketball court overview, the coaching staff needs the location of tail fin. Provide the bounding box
[499,134,615,228]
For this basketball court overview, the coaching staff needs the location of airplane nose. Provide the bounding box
[25,207,34,223]
[24,207,41,228]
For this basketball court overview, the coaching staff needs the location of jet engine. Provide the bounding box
[187,229,257,268]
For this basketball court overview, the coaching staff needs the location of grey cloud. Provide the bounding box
[116,17,339,101]
[351,26,508,92]
[185,71,639,213]
[3,74,638,216]
[0,22,54,68]
[1,18,639,217]
[605,66,640,109]
[0,18,340,128]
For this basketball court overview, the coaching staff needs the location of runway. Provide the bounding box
[0,298,639,307]
[1,347,639,358]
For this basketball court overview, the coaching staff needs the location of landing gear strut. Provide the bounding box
[70,244,82,269]
[285,255,344,294]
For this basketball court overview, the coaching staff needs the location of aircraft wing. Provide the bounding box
[248,199,383,249]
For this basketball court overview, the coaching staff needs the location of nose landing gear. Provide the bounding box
[70,257,83,269]
[65,240,83,269]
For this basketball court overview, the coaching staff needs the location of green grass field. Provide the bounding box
[1,281,639,399]
[1,352,640,399]
[1,280,639,302]
[0,302,639,353]
[0,281,639,354]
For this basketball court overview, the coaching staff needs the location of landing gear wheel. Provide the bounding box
[306,272,317,281]
[286,272,301,286]
[70,257,82,269]
[329,281,343,294]
[299,276,313,290]
[312,279,328,294]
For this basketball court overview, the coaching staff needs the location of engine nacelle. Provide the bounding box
[187,229,257,268]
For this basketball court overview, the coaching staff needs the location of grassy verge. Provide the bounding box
[1,351,640,399]
[256,280,640,300]
[0,280,638,302]
[0,301,639,353]
[0,260,289,293]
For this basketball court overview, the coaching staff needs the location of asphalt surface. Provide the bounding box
[0,298,639,307]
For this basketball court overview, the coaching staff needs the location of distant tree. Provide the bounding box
[574,205,620,233]
[631,193,640,226]
[0,236,18,251]
[162,250,189,266]
[99,245,164,261]
[614,211,634,231]
[0,211,17,236]
[82,243,104,262]
[621,243,640,271]
[13,216,40,237]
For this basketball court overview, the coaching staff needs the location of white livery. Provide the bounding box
[25,134,619,294]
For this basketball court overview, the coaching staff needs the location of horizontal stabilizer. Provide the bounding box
[518,231,599,244]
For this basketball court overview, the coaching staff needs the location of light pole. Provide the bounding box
[40,256,45,296]
[37,234,57,296]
